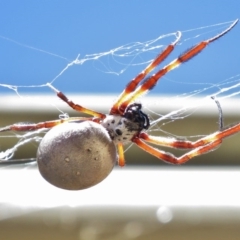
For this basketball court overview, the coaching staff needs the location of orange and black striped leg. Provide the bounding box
[139,119,240,149]
[139,132,223,149]
[47,83,106,118]
[0,117,97,132]
[133,137,222,165]
[133,122,240,164]
[119,20,238,112]
[110,31,182,115]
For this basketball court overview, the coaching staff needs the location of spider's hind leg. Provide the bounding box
[0,117,96,132]
[47,83,106,118]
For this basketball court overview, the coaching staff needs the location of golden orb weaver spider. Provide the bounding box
[0,19,239,167]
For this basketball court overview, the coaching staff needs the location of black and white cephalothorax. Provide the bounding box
[101,103,150,144]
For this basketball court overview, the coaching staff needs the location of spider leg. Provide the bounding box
[47,83,106,118]
[133,137,221,164]
[118,19,238,113]
[133,122,240,164]
[110,31,182,115]
[117,142,125,167]
[0,117,99,132]
[138,132,222,149]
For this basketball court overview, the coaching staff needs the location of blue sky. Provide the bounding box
[0,0,239,95]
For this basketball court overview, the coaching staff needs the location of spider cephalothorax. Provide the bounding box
[101,103,150,144]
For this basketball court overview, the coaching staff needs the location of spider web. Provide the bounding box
[0,19,239,162]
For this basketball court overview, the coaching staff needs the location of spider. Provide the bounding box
[0,19,239,167]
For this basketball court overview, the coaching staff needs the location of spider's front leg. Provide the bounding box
[133,122,240,164]
[118,20,238,112]
[110,31,182,115]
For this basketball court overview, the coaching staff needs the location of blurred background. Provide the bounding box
[1,1,240,239]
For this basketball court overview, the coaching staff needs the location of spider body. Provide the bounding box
[1,19,239,167]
